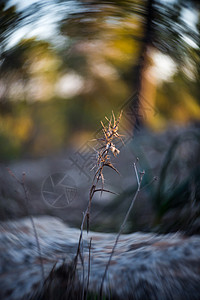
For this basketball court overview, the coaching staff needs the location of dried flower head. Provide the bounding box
[85,111,123,231]
[93,110,123,184]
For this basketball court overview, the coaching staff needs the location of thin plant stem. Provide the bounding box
[85,238,92,300]
[74,112,123,271]
[99,164,145,298]
[73,111,123,299]
[7,170,45,282]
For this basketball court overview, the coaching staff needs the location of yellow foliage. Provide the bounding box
[0,115,33,141]
[182,94,200,120]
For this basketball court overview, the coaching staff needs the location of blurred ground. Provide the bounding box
[1,123,200,235]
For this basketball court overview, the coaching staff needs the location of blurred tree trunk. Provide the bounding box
[132,0,155,131]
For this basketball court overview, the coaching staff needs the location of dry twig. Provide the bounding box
[7,169,45,282]
[99,161,145,298]
[74,111,123,275]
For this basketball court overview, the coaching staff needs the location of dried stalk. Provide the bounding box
[7,169,45,282]
[85,237,92,300]
[74,111,123,278]
[99,162,145,298]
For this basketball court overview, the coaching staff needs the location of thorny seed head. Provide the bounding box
[87,111,123,232]
[101,110,123,144]
[92,111,123,185]
[99,111,122,158]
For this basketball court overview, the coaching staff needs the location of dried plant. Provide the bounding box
[74,111,123,272]
[72,111,156,299]
[100,161,145,298]
[87,110,123,230]
[7,170,45,281]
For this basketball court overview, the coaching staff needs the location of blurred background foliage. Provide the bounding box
[0,0,199,160]
[0,0,200,233]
